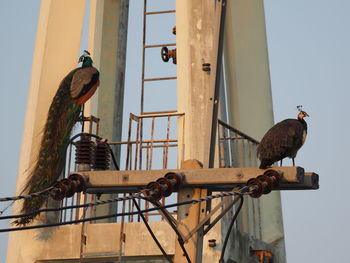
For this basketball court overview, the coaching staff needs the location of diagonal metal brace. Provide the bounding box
[145,197,191,262]
[146,198,179,228]
[183,188,240,243]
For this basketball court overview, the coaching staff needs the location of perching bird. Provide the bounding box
[14,50,100,225]
[257,108,309,169]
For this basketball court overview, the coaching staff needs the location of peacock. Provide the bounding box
[257,106,309,169]
[14,50,100,225]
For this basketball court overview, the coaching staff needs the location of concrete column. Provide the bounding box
[7,1,86,262]
[223,0,286,261]
[85,0,129,223]
[176,0,222,168]
[176,0,222,262]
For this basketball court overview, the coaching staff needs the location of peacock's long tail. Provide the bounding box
[14,69,81,225]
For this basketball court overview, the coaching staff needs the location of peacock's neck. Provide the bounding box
[299,118,308,131]
[82,57,93,68]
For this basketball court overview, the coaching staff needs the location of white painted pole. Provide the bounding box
[7,1,86,262]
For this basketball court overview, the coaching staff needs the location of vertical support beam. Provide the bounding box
[224,0,274,138]
[175,160,207,263]
[223,0,286,262]
[87,0,128,149]
[176,0,221,167]
[7,1,86,262]
[86,0,129,222]
[176,0,222,262]
[209,0,227,169]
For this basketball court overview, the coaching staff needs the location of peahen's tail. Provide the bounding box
[14,69,81,225]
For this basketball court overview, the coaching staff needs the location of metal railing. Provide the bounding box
[80,111,183,225]
[218,119,260,169]
[218,119,264,239]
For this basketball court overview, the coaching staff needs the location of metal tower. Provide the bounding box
[6,1,318,262]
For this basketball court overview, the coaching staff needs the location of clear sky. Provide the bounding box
[0,0,350,262]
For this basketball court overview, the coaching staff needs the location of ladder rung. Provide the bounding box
[140,111,183,118]
[143,77,177,82]
[145,43,176,49]
[109,139,178,145]
[145,10,176,15]
[141,144,178,149]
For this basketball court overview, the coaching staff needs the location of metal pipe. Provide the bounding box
[218,119,260,145]
[145,43,176,48]
[143,77,177,82]
[209,0,228,168]
[145,10,175,15]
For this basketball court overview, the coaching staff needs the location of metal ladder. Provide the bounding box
[140,0,177,115]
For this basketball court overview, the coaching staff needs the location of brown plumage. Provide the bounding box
[257,111,309,169]
[71,66,100,104]
[14,51,99,225]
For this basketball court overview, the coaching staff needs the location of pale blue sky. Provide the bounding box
[1,0,350,262]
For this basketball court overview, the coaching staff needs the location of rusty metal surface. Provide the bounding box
[143,76,177,82]
[161,47,177,64]
[251,249,273,263]
[139,111,183,117]
[145,43,176,48]
[140,0,147,113]
[140,2,176,115]
[109,111,185,222]
[145,10,176,15]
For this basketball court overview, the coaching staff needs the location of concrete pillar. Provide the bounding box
[176,0,222,167]
[176,0,222,262]
[86,0,129,222]
[223,0,286,261]
[6,1,86,262]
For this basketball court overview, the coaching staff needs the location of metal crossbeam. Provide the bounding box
[145,43,176,48]
[80,167,319,193]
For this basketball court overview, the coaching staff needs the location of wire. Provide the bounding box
[0,188,249,233]
[107,144,120,170]
[0,187,249,221]
[132,199,173,263]
[202,193,241,236]
[0,201,14,215]
[0,192,143,221]
[0,132,119,204]
[0,134,84,203]
[219,193,244,263]
[145,197,192,263]
[0,187,55,202]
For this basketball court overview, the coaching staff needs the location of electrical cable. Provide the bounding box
[0,201,14,216]
[0,187,55,202]
[0,192,143,221]
[0,184,252,222]
[218,193,244,263]
[0,132,119,204]
[0,188,249,233]
[145,197,192,263]
[132,199,173,263]
[202,193,241,236]
[107,144,120,170]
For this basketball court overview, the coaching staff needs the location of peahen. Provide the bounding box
[257,106,309,169]
[14,50,100,225]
